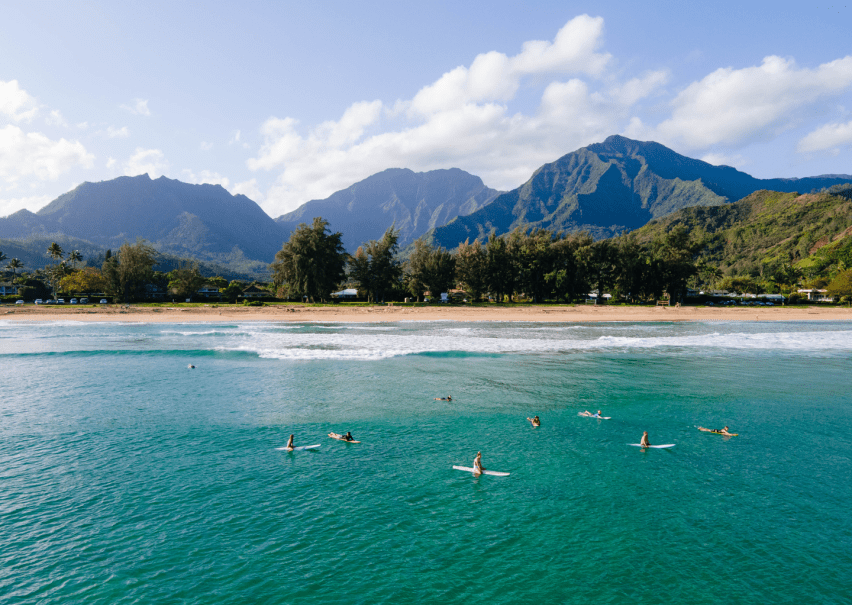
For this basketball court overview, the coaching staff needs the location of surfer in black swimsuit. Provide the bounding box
[434,396,452,401]
[343,431,354,441]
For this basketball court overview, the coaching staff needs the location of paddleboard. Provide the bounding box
[628,444,675,449]
[453,465,510,477]
[578,413,611,419]
[275,444,321,451]
[328,433,361,443]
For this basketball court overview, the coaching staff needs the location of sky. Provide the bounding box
[1,0,851,219]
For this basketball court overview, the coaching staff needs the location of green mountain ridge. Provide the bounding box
[631,187,852,280]
[429,135,852,249]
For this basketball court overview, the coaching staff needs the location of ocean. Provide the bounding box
[1,320,850,604]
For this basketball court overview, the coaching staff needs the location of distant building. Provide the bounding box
[197,284,220,298]
[757,294,785,302]
[0,282,19,296]
[331,288,358,300]
[242,284,267,299]
[797,288,833,302]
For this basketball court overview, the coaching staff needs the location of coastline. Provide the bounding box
[3,304,851,323]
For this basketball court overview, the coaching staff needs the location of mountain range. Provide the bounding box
[275,168,500,251]
[2,136,851,278]
[428,135,852,248]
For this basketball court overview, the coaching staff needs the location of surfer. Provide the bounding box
[343,431,354,442]
[698,426,734,435]
[527,415,541,427]
[434,396,452,401]
[473,451,485,475]
[284,434,295,451]
[640,431,651,447]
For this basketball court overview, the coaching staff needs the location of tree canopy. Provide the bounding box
[270,217,347,302]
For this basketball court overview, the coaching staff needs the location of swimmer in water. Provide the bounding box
[527,415,541,427]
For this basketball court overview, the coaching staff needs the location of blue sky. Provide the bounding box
[2,0,851,218]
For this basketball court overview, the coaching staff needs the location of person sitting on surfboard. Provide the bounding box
[284,434,295,451]
[473,451,485,474]
[527,415,541,427]
[640,432,651,447]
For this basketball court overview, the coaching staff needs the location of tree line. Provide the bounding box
[270,217,709,304]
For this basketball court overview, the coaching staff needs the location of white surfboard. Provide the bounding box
[628,444,675,449]
[578,413,611,419]
[453,465,510,476]
[275,444,321,451]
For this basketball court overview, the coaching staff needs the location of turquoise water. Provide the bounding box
[1,320,851,604]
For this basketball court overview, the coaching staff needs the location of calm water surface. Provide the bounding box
[1,320,850,604]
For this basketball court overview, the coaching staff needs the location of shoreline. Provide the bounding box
[3,304,851,323]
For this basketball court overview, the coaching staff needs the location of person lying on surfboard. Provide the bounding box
[343,431,355,441]
[640,432,651,447]
[527,415,541,427]
[580,410,602,417]
[698,426,734,435]
[434,396,452,401]
[473,451,485,474]
[284,434,295,451]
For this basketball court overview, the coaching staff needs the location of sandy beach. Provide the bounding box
[3,303,850,323]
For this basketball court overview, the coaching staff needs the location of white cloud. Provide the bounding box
[0,193,52,218]
[106,157,117,169]
[653,55,852,149]
[0,124,94,183]
[700,152,747,168]
[798,120,852,153]
[0,79,39,122]
[247,15,654,214]
[77,122,89,130]
[46,109,67,127]
[200,141,213,151]
[229,130,241,144]
[230,178,263,202]
[407,15,610,118]
[104,126,129,138]
[181,169,229,187]
[121,98,151,117]
[124,147,168,177]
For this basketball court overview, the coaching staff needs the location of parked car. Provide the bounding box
[35,299,43,305]
[100,299,108,304]
[80,298,89,304]
[15,300,24,305]
[70,298,78,304]
[57,298,65,304]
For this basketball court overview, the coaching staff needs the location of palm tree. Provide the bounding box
[6,258,23,277]
[47,242,64,263]
[0,250,6,264]
[69,250,83,268]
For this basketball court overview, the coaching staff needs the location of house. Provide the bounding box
[757,294,786,302]
[0,282,19,296]
[197,284,220,298]
[797,288,833,302]
[242,284,267,299]
[331,288,358,300]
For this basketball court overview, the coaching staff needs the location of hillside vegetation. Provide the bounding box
[631,186,852,285]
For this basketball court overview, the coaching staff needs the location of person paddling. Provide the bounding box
[640,431,651,447]
[473,451,485,475]
[698,425,734,436]
[434,396,452,401]
[527,415,541,427]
